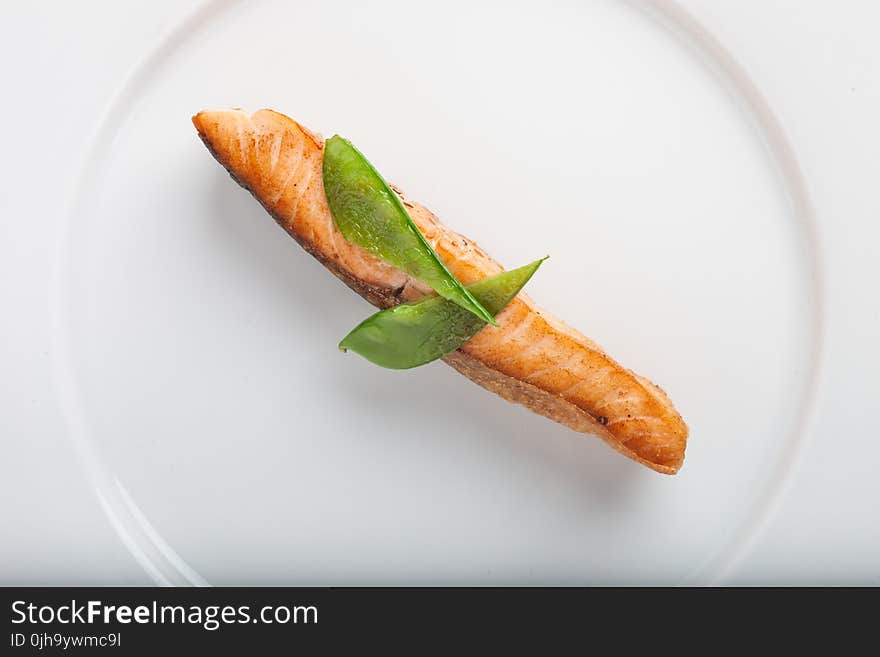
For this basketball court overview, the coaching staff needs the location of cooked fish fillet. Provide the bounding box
[193,109,688,474]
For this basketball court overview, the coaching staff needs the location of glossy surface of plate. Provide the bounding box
[52,0,822,584]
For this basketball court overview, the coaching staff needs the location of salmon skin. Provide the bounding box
[192,109,688,474]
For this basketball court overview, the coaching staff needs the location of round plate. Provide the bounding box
[54,0,821,584]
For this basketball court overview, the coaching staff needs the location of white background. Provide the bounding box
[1,0,877,584]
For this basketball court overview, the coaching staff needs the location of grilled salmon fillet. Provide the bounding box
[193,109,688,474]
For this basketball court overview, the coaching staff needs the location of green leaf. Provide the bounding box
[323,135,497,326]
[339,258,546,369]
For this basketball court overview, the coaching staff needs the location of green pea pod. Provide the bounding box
[323,135,498,326]
[339,258,546,369]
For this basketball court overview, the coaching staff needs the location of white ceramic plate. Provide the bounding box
[54,0,821,584]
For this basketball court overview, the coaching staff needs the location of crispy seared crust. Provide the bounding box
[441,351,679,474]
[193,109,688,474]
